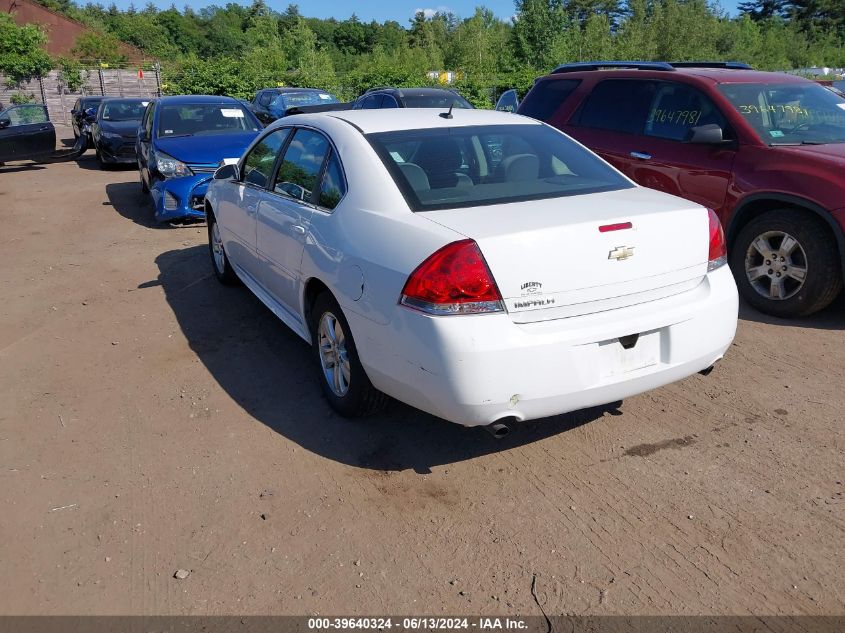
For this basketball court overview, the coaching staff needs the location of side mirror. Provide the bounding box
[0,118,10,129]
[84,107,97,119]
[686,124,725,144]
[214,162,239,181]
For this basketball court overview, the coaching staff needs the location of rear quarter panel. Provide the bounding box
[293,116,462,330]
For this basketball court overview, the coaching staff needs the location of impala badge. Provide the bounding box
[608,246,635,261]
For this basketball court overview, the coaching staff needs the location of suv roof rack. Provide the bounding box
[670,61,753,69]
[552,61,676,74]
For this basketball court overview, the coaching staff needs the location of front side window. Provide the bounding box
[0,104,48,127]
[157,104,260,137]
[368,124,632,212]
[577,79,656,135]
[645,83,730,141]
[317,152,346,210]
[241,128,291,188]
[718,82,845,145]
[273,128,330,202]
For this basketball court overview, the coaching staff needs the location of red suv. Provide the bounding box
[518,61,845,317]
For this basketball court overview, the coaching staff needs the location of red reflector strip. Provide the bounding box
[599,222,633,233]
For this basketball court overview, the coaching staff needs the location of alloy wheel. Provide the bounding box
[317,311,351,397]
[210,221,226,275]
[744,230,808,300]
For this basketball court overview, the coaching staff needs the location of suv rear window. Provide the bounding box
[520,79,580,121]
[576,80,656,135]
[367,124,632,212]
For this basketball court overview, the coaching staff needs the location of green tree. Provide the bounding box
[72,31,129,65]
[0,13,52,83]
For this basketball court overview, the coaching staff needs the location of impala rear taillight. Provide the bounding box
[708,208,727,272]
[400,239,504,315]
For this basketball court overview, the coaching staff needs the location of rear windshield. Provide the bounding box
[272,92,338,110]
[367,124,632,212]
[402,92,472,109]
[157,104,260,137]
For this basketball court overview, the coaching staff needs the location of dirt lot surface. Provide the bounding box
[1,136,844,617]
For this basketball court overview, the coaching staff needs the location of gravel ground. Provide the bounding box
[1,137,844,616]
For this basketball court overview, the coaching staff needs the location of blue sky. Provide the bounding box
[111,0,742,24]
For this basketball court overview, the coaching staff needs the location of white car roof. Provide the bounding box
[283,108,542,135]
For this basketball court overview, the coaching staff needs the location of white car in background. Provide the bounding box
[204,109,738,436]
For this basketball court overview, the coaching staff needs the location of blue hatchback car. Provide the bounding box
[137,95,262,222]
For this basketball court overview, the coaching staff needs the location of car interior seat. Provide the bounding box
[412,138,473,189]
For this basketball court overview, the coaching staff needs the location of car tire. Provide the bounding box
[729,208,842,318]
[96,149,108,170]
[310,292,388,418]
[139,168,149,194]
[207,211,239,286]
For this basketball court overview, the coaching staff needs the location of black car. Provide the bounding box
[91,97,149,168]
[70,96,105,141]
[351,87,473,110]
[0,103,56,165]
[251,87,341,124]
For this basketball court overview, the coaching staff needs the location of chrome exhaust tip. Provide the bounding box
[483,420,512,439]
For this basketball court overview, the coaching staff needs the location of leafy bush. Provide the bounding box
[0,14,52,83]
[10,92,36,104]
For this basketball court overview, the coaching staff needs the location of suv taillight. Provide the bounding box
[400,239,504,315]
[708,208,727,272]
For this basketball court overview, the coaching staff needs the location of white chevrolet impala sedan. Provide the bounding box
[204,109,738,434]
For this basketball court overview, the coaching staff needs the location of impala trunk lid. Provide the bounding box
[423,187,711,322]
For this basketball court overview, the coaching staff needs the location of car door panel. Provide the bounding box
[624,138,736,212]
[256,127,331,315]
[226,127,293,284]
[220,184,264,281]
[256,193,314,317]
[0,105,55,162]
[628,82,737,213]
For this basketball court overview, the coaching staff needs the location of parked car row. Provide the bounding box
[2,65,842,437]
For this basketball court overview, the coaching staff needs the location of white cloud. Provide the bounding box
[414,6,451,18]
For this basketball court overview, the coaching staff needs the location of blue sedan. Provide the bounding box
[136,95,262,223]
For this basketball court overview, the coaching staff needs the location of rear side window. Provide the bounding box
[519,79,580,121]
[241,128,291,188]
[368,124,632,212]
[317,152,346,210]
[576,80,656,135]
[361,95,383,109]
[273,128,330,202]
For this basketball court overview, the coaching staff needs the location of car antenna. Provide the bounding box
[439,103,454,119]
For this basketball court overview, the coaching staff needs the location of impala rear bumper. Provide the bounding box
[350,265,739,427]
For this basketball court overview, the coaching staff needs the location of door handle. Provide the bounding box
[630,151,652,161]
[292,224,306,235]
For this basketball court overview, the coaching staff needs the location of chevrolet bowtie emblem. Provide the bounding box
[608,246,635,261]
